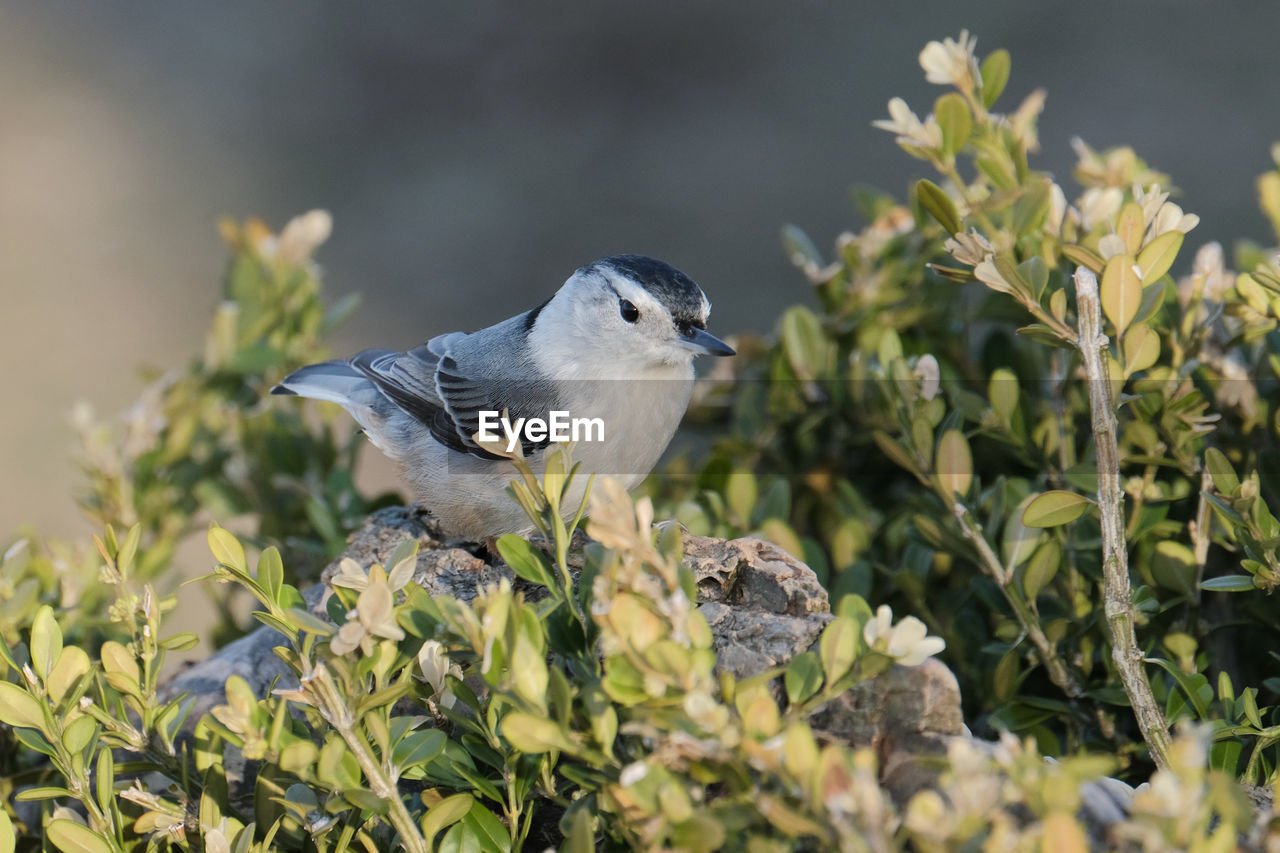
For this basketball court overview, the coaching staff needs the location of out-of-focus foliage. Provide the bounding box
[75,211,397,583]
[1,212,392,703]
[656,30,1280,782]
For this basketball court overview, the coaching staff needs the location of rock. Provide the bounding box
[684,531,832,679]
[808,657,965,803]
[682,533,829,617]
[320,506,505,600]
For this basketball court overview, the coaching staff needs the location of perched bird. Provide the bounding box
[273,254,734,540]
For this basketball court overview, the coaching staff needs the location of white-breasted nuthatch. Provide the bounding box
[273,254,734,540]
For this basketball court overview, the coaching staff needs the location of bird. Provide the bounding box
[272,254,735,541]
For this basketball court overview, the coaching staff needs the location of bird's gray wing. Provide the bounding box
[350,319,559,460]
[344,333,492,459]
[432,316,563,458]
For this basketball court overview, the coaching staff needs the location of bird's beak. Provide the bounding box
[679,326,736,357]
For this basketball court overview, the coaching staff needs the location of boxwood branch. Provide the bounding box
[1072,266,1172,769]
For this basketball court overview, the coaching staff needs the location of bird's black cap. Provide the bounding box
[591,254,708,324]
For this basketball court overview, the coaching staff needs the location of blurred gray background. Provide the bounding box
[3,1,1279,538]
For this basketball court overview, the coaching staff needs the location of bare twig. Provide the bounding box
[1073,266,1172,769]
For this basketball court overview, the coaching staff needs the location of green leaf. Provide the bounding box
[421,793,474,842]
[758,479,791,522]
[559,804,595,853]
[873,431,918,474]
[257,547,284,604]
[49,646,92,704]
[1022,539,1061,599]
[343,788,389,814]
[1149,657,1212,720]
[989,368,1019,423]
[1022,490,1092,527]
[279,740,319,775]
[460,800,512,852]
[1137,230,1184,285]
[317,737,361,790]
[12,726,56,757]
[819,616,859,683]
[927,262,975,282]
[934,93,972,157]
[393,728,447,769]
[1151,541,1197,595]
[1012,179,1052,235]
[62,715,97,754]
[1200,575,1257,592]
[14,786,77,802]
[1016,324,1074,349]
[1019,256,1049,300]
[935,429,973,497]
[915,178,961,234]
[208,526,246,573]
[115,524,141,578]
[781,224,825,271]
[1116,202,1145,255]
[726,469,758,526]
[780,305,827,381]
[1242,687,1263,729]
[784,651,824,704]
[993,649,1020,703]
[502,711,576,754]
[980,49,1011,107]
[1100,253,1142,333]
[46,820,115,853]
[1050,288,1068,322]
[1122,323,1161,376]
[158,632,201,652]
[0,812,12,853]
[1204,447,1240,495]
[30,604,62,681]
[1063,243,1105,275]
[0,681,46,730]
[100,640,141,697]
[496,535,553,588]
[1002,495,1041,571]
[286,607,335,637]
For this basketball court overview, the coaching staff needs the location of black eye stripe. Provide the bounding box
[619,298,640,323]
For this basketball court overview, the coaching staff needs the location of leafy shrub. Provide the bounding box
[657,29,1280,781]
[1,29,1278,853]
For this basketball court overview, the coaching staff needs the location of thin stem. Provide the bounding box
[1124,461,1160,539]
[1187,467,1213,629]
[951,502,1083,699]
[1019,293,1080,345]
[940,162,1001,239]
[312,666,428,853]
[1073,266,1172,769]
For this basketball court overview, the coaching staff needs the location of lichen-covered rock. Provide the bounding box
[682,533,829,617]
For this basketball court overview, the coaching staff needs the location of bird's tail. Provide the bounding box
[272,361,393,450]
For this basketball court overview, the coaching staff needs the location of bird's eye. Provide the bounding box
[619,299,640,323]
